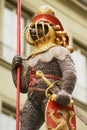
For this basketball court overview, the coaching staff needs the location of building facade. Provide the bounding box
[0,0,87,130]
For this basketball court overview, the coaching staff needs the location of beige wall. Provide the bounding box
[0,65,27,108]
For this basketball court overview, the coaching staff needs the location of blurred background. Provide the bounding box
[0,0,87,130]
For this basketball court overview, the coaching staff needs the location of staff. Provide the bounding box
[16,0,21,130]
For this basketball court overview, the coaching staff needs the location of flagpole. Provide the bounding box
[16,0,21,130]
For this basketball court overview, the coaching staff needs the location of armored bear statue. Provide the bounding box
[12,5,76,130]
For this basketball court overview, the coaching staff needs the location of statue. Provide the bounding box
[12,5,77,130]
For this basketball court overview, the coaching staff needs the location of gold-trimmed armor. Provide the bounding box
[24,6,74,55]
[12,5,77,130]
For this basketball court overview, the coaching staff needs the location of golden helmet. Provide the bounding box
[24,5,74,52]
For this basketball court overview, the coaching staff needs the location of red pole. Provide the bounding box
[16,0,21,130]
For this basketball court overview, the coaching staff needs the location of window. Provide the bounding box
[0,102,16,130]
[0,1,32,63]
[72,39,87,104]
[0,113,16,130]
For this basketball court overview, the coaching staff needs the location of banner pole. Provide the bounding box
[16,0,21,130]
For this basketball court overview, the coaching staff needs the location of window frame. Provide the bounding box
[72,38,87,105]
[0,97,18,130]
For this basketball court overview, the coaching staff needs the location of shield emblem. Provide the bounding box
[45,99,76,130]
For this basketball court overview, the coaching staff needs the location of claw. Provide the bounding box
[50,94,57,102]
[67,100,73,107]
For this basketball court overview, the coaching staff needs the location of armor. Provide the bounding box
[12,5,76,130]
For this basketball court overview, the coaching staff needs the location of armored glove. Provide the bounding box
[12,55,22,70]
[51,90,71,106]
